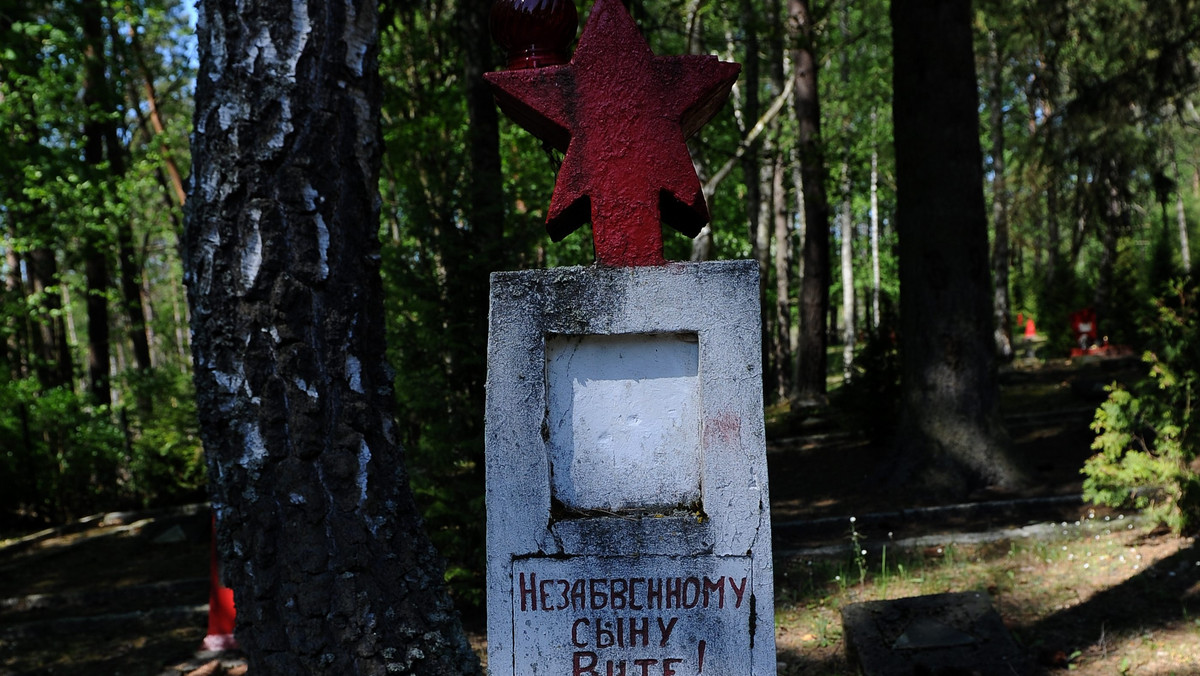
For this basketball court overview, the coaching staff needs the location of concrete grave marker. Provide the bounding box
[483,1,769,672]
[841,591,1033,676]
[485,261,776,675]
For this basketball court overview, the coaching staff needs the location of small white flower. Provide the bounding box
[850,516,857,523]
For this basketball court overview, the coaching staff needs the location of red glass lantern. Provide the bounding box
[490,0,578,70]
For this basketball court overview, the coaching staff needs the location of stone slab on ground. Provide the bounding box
[841,591,1032,676]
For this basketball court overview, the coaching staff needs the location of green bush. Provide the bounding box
[0,378,124,520]
[0,366,205,524]
[1083,277,1199,533]
[120,366,207,506]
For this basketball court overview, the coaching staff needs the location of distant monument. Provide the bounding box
[483,1,775,674]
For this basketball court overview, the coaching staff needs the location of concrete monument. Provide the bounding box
[484,1,774,673]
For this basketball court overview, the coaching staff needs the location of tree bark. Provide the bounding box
[25,248,74,389]
[81,0,113,407]
[890,0,1025,496]
[741,0,764,263]
[789,0,831,404]
[838,1,854,381]
[985,29,1013,361]
[839,168,854,382]
[185,0,481,672]
[772,150,792,400]
[1175,154,1193,273]
[460,0,504,245]
[869,144,881,329]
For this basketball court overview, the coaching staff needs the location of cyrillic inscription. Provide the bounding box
[513,557,754,675]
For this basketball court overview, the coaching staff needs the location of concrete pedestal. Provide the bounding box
[484,260,775,675]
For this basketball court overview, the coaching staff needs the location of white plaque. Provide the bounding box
[512,556,756,675]
[546,334,702,511]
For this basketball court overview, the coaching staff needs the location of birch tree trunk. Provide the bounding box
[186,0,481,671]
[839,161,855,381]
[838,1,854,381]
[1175,154,1193,273]
[986,29,1014,361]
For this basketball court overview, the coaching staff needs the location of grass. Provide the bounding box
[773,512,1200,675]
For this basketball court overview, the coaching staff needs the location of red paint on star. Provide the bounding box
[486,0,740,266]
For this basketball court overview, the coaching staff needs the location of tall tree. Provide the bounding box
[890,0,1026,495]
[837,0,855,381]
[984,25,1014,361]
[789,0,832,404]
[186,0,481,671]
[81,0,116,406]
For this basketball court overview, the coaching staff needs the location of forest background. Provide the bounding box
[2,0,1198,616]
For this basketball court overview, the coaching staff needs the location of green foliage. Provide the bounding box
[121,367,207,505]
[1,0,196,524]
[1084,277,1199,533]
[0,366,205,524]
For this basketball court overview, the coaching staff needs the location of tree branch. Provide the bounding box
[704,75,794,196]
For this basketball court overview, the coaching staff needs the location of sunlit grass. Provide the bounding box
[774,512,1200,675]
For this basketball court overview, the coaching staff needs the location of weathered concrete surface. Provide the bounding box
[485,0,740,266]
[841,591,1033,676]
[546,333,701,511]
[485,260,774,675]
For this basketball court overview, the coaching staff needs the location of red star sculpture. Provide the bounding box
[486,0,740,266]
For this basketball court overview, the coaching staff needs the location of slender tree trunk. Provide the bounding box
[772,150,792,399]
[4,244,30,380]
[756,146,774,398]
[460,0,504,246]
[790,143,807,387]
[1042,101,1060,288]
[1094,159,1126,320]
[890,0,1024,497]
[25,248,74,388]
[741,0,763,260]
[117,222,154,411]
[837,0,854,381]
[766,0,793,399]
[186,0,481,671]
[82,0,112,407]
[986,30,1013,361]
[789,0,831,404]
[1175,155,1193,273]
[839,161,854,381]
[870,144,881,329]
[127,21,187,207]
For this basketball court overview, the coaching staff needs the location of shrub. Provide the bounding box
[1083,277,1198,533]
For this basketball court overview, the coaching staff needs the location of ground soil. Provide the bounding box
[1,355,1184,675]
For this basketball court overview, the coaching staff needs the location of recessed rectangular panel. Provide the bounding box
[545,333,701,511]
